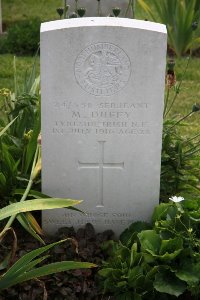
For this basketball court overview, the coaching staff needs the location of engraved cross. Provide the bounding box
[78,141,124,207]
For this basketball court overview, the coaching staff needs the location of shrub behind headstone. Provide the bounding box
[1,18,40,55]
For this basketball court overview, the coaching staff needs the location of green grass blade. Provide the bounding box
[1,240,67,279]
[16,213,45,244]
[0,255,50,290]
[0,198,82,221]
[9,261,96,288]
[14,189,50,199]
[0,117,18,138]
[137,0,157,21]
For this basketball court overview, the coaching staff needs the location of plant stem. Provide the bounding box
[183,132,200,145]
[74,0,78,13]
[131,0,135,18]
[163,88,170,117]
[63,0,67,18]
[165,111,193,132]
[13,56,17,97]
[164,57,191,117]
[185,147,200,158]
[97,0,101,17]
[184,141,200,154]
[125,0,131,17]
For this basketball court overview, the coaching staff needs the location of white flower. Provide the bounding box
[169,196,185,203]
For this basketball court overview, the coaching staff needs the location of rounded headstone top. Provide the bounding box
[41,17,167,34]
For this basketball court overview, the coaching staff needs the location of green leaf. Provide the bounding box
[0,117,18,138]
[2,240,65,277]
[16,213,45,244]
[158,237,183,261]
[0,260,95,290]
[128,266,143,288]
[152,203,175,223]
[98,268,114,278]
[120,221,151,247]
[5,261,95,289]
[0,239,96,290]
[0,172,6,186]
[116,281,127,288]
[176,262,200,284]
[0,198,82,221]
[116,292,135,300]
[138,230,161,255]
[154,270,186,297]
[14,189,50,199]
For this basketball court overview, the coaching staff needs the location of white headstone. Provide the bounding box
[41,17,167,235]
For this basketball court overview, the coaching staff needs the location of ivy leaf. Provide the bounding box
[154,270,186,297]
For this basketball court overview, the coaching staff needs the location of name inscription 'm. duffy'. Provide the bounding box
[74,43,131,96]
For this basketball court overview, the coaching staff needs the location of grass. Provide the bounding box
[1,0,153,26]
[2,0,61,25]
[0,54,40,91]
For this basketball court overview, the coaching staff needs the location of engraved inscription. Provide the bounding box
[43,218,133,226]
[52,101,152,136]
[43,211,134,227]
[78,141,124,207]
[75,43,131,96]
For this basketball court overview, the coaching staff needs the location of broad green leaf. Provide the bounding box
[176,262,200,284]
[138,230,161,255]
[120,221,151,247]
[0,198,82,221]
[152,203,175,223]
[154,270,186,297]
[158,237,183,260]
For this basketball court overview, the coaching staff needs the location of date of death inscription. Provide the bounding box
[51,101,153,136]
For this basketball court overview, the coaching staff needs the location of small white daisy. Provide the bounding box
[169,196,185,203]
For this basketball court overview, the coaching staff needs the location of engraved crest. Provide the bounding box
[74,43,131,96]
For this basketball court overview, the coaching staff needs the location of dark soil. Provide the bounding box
[0,223,115,300]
